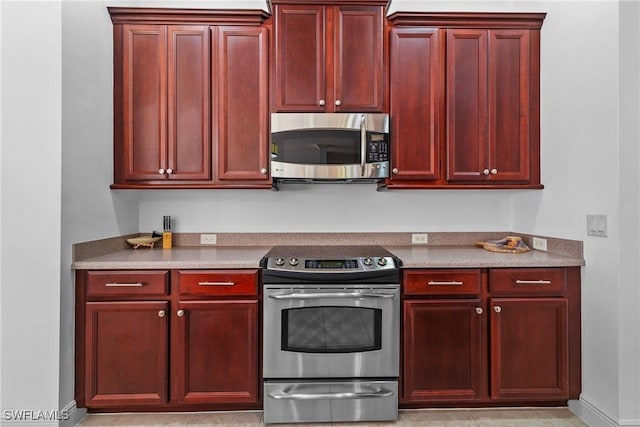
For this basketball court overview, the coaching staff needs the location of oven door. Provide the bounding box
[263,284,399,379]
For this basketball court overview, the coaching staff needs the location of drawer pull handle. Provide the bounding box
[198,281,235,286]
[158,310,166,318]
[177,309,185,317]
[105,282,143,287]
[515,280,552,285]
[475,307,483,315]
[494,306,502,313]
[428,281,464,286]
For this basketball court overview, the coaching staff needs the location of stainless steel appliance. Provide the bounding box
[270,113,390,185]
[261,246,400,424]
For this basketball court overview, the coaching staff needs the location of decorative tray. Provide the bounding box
[127,236,162,249]
[474,236,530,254]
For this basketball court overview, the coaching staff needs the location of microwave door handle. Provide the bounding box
[360,114,367,176]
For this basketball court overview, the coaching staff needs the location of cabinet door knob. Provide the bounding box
[177,309,185,317]
[392,168,399,174]
[158,310,166,318]
[482,168,490,175]
[335,100,341,106]
[494,306,502,313]
[159,168,165,175]
[318,99,326,106]
[475,307,483,315]
[260,168,267,174]
[166,168,173,175]
[490,168,498,175]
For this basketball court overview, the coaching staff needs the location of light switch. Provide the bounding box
[587,214,607,237]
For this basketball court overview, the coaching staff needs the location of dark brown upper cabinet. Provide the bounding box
[271,0,387,112]
[386,12,545,189]
[388,27,444,183]
[447,28,535,184]
[113,23,211,185]
[212,25,270,185]
[109,8,271,189]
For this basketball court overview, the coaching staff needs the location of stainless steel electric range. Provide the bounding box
[261,246,401,424]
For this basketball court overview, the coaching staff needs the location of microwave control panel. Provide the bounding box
[367,133,389,162]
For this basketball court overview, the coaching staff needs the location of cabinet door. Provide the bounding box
[167,26,211,181]
[85,301,168,407]
[403,299,484,403]
[389,28,443,182]
[490,298,569,400]
[121,24,168,182]
[213,26,270,183]
[446,29,489,182]
[273,5,325,111]
[488,30,531,182]
[334,6,385,112]
[174,300,259,404]
[447,29,532,183]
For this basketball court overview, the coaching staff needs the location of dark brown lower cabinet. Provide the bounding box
[490,297,569,400]
[84,301,169,407]
[401,267,580,407]
[403,299,484,402]
[174,300,259,404]
[76,269,260,411]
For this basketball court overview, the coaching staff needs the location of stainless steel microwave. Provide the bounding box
[270,113,390,183]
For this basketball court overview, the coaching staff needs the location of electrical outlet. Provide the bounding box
[532,237,547,251]
[587,214,608,237]
[200,234,217,245]
[411,233,428,245]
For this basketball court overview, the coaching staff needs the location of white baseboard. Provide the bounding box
[0,401,85,427]
[58,401,86,427]
[570,397,640,427]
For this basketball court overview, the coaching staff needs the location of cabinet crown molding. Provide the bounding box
[388,12,546,29]
[108,7,270,25]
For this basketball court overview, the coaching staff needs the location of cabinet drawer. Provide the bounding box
[86,271,169,298]
[490,268,567,296]
[178,270,259,296]
[404,270,482,295]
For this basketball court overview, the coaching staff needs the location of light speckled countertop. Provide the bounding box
[72,244,584,270]
[72,246,271,270]
[385,246,584,268]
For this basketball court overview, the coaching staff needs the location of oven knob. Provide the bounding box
[377,257,388,266]
[275,258,285,266]
[289,257,299,266]
[363,257,373,266]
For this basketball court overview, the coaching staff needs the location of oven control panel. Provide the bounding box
[265,256,397,272]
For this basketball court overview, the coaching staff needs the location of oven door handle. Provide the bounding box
[268,291,396,300]
[268,387,394,401]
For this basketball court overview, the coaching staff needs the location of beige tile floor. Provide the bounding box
[77,408,589,426]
